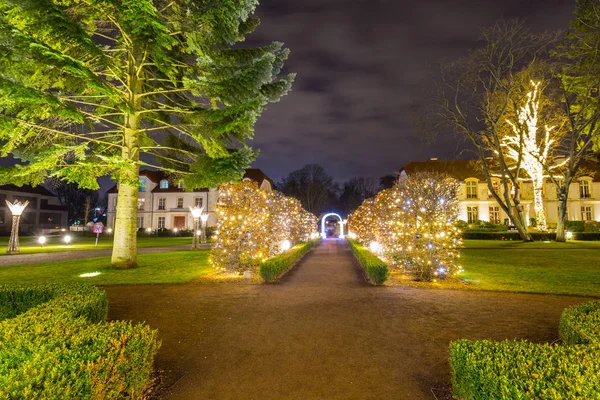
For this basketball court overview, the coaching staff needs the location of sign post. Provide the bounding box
[93,224,104,247]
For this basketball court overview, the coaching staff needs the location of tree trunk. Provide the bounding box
[111,162,139,268]
[555,188,568,242]
[532,180,546,231]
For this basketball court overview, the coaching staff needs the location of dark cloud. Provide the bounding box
[247,0,576,184]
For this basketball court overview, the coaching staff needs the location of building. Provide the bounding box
[400,159,600,225]
[106,169,273,231]
[0,185,68,235]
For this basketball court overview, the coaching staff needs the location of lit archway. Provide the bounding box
[320,213,345,239]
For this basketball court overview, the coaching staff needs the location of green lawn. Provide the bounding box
[0,250,212,285]
[463,239,600,249]
[0,235,194,255]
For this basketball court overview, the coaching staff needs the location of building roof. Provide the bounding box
[0,184,56,197]
[401,159,600,182]
[107,168,274,193]
[401,160,486,181]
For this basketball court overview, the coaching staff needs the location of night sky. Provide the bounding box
[247,0,576,184]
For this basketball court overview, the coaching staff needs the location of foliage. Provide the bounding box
[457,220,509,232]
[278,164,339,215]
[451,301,600,399]
[259,240,317,282]
[461,231,555,241]
[210,182,317,272]
[339,177,376,215]
[50,180,100,225]
[349,171,463,281]
[566,220,586,232]
[347,239,388,285]
[0,284,159,398]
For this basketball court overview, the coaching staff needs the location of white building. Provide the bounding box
[400,159,600,225]
[0,184,68,234]
[106,169,273,231]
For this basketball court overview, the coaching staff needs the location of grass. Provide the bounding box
[0,250,212,285]
[385,240,600,297]
[0,235,193,255]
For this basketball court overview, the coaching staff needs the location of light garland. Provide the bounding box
[210,182,318,272]
[349,172,463,281]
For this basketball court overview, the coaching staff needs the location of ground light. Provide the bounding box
[566,231,573,240]
[281,239,292,252]
[79,272,101,278]
[38,236,46,247]
[63,235,71,245]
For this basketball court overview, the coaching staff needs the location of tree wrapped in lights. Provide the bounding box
[211,183,318,272]
[502,81,563,231]
[210,182,270,272]
[349,172,463,281]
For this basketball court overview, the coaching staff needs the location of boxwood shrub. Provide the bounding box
[0,284,160,399]
[451,300,600,399]
[347,239,389,285]
[259,239,319,282]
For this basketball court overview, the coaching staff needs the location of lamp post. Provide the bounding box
[6,200,29,255]
[200,213,209,244]
[189,206,203,250]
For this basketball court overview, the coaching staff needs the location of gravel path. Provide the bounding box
[0,244,210,266]
[105,239,590,400]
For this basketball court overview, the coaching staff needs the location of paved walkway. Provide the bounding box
[0,244,210,267]
[105,239,590,400]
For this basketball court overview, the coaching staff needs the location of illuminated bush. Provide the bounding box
[211,183,318,272]
[349,172,463,281]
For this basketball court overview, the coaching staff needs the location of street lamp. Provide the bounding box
[200,213,209,244]
[6,200,29,254]
[189,206,203,249]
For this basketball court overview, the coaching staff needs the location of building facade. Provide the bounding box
[0,185,68,235]
[400,159,600,225]
[106,169,273,231]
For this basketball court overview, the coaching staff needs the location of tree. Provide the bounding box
[434,20,559,241]
[0,0,294,268]
[379,174,397,190]
[278,164,338,215]
[548,0,600,241]
[52,181,99,225]
[339,177,376,215]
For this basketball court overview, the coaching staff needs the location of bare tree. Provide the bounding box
[278,164,339,215]
[434,20,560,241]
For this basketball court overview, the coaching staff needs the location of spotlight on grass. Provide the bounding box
[79,272,101,278]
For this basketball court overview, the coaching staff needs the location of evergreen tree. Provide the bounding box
[0,0,294,267]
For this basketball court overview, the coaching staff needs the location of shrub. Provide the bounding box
[0,284,159,399]
[566,220,586,232]
[347,239,389,285]
[259,240,318,282]
[451,300,600,399]
[573,232,600,241]
[462,232,557,241]
[584,221,600,233]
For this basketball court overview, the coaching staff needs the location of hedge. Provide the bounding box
[0,284,160,399]
[462,231,600,241]
[347,239,389,285]
[259,239,318,282]
[451,301,600,399]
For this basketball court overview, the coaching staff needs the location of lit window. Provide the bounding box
[137,198,145,210]
[582,206,593,221]
[489,206,500,223]
[158,198,166,210]
[466,180,478,199]
[194,197,203,208]
[467,206,479,223]
[580,180,591,199]
[177,198,183,208]
[160,180,169,189]
[139,179,146,192]
[158,217,165,229]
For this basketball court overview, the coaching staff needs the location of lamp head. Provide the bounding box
[189,206,203,218]
[6,200,29,216]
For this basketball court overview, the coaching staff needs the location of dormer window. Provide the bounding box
[160,180,169,189]
[177,182,185,189]
[465,179,478,199]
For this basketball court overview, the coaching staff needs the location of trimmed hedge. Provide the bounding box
[0,284,159,399]
[347,239,389,285]
[259,239,318,282]
[462,231,600,241]
[451,301,600,399]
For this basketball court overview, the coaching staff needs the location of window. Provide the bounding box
[177,197,183,208]
[136,216,144,228]
[194,197,203,208]
[139,179,146,192]
[158,216,166,229]
[158,198,166,210]
[137,198,145,210]
[466,180,478,199]
[489,206,500,224]
[467,206,479,224]
[580,180,591,199]
[177,182,185,189]
[160,180,169,189]
[489,180,500,197]
[582,206,593,221]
